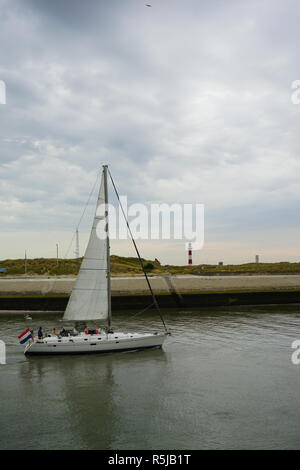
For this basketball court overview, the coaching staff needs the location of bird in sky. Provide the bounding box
[145,4,152,6]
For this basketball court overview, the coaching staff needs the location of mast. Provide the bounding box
[103,165,112,331]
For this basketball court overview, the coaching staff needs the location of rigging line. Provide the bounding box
[76,170,101,231]
[130,302,155,319]
[108,169,168,333]
[63,170,101,259]
[64,231,76,259]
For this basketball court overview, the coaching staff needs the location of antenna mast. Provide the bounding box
[75,229,80,259]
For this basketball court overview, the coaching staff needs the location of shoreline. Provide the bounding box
[1,290,300,312]
[1,275,300,311]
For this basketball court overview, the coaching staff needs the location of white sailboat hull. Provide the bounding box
[24,332,166,356]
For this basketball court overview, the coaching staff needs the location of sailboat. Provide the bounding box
[24,165,168,355]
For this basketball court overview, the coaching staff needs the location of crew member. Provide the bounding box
[37,326,43,340]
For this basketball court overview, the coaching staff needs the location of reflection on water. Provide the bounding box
[1,305,300,449]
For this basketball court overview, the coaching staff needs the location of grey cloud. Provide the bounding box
[1,0,300,261]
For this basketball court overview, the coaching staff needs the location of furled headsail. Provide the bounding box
[63,168,108,322]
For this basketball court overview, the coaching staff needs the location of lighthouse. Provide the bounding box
[188,242,192,265]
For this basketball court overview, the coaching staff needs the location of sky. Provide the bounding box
[0,0,300,265]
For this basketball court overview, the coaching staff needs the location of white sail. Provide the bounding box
[63,171,109,322]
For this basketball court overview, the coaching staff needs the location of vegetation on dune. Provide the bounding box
[0,256,300,276]
[166,262,300,275]
[0,256,164,276]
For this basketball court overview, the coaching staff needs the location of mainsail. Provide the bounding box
[63,169,109,322]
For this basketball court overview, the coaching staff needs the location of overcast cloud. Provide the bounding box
[1,0,300,264]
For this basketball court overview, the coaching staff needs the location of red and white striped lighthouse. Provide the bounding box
[188,242,192,265]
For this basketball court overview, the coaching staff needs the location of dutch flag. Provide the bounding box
[18,328,32,344]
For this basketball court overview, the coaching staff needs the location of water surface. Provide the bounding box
[1,305,300,450]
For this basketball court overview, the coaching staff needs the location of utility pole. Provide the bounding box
[24,250,27,275]
[56,243,59,266]
[75,229,80,259]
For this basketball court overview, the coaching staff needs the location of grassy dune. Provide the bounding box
[0,256,163,276]
[0,256,300,276]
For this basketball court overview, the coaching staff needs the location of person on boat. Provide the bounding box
[72,327,78,336]
[52,327,56,335]
[37,327,43,340]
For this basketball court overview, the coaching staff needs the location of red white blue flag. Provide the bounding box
[18,328,32,344]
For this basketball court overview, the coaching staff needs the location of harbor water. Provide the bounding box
[1,305,300,450]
